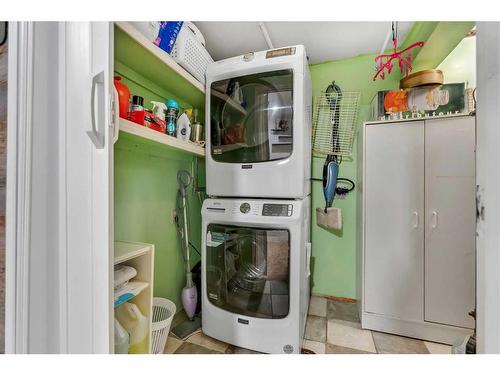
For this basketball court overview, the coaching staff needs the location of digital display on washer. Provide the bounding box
[262,204,293,217]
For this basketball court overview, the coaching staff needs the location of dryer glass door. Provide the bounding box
[210,69,293,163]
[206,224,290,319]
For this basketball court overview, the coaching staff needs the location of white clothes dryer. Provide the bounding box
[205,45,312,199]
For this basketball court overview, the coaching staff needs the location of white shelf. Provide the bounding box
[114,241,154,353]
[115,240,153,264]
[114,22,205,94]
[114,281,150,308]
[119,118,205,158]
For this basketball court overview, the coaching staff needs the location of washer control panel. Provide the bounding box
[262,203,293,217]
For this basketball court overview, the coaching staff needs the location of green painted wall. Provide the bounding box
[113,59,205,310]
[114,142,203,309]
[437,36,476,88]
[412,22,475,72]
[308,21,475,299]
[309,54,401,298]
[113,21,475,308]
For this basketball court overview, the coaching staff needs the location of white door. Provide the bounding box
[5,22,114,353]
[476,22,500,353]
[63,22,114,353]
[364,121,425,321]
[424,117,476,329]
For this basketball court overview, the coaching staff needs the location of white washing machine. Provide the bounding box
[205,45,312,199]
[201,197,311,354]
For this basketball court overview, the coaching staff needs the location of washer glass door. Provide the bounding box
[206,224,290,319]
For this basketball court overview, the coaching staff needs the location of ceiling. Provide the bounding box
[194,22,414,64]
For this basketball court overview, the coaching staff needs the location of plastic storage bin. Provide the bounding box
[151,297,177,354]
[170,24,213,84]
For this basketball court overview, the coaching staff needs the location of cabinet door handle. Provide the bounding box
[413,211,419,228]
[87,70,105,149]
[431,211,438,229]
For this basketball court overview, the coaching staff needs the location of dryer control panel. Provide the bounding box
[262,203,293,217]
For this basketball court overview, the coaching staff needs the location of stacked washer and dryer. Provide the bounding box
[201,45,312,354]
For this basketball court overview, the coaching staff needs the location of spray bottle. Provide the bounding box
[151,101,167,120]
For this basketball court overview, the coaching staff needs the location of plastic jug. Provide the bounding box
[115,302,149,354]
[113,76,131,119]
[114,318,130,354]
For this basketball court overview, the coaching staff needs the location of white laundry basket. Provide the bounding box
[170,24,213,84]
[151,297,177,354]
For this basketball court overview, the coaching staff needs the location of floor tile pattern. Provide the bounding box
[163,296,453,355]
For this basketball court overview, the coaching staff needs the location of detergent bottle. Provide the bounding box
[165,99,180,136]
[115,302,149,354]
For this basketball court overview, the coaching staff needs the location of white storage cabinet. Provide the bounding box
[358,115,476,344]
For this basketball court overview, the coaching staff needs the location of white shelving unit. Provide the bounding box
[120,118,205,158]
[115,22,205,93]
[114,241,155,354]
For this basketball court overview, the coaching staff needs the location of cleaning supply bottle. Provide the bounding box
[176,112,192,141]
[113,76,131,118]
[115,302,149,354]
[165,98,180,136]
[114,318,130,354]
[151,101,167,121]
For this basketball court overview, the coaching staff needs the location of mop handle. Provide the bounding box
[182,194,190,274]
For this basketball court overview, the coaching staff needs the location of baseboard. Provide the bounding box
[311,292,357,304]
[362,311,473,345]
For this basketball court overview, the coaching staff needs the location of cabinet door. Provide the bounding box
[425,117,476,328]
[64,22,114,353]
[364,121,425,321]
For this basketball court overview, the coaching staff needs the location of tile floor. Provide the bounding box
[163,296,452,354]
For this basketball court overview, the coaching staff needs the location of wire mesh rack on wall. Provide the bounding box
[312,91,361,159]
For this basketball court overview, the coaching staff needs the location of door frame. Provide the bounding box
[476,22,500,354]
[5,20,33,354]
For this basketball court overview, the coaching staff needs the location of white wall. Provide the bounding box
[438,36,476,88]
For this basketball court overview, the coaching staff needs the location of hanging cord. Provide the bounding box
[312,177,356,195]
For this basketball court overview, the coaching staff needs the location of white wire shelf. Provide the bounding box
[312,92,361,159]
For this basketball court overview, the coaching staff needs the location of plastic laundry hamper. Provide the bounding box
[151,297,177,354]
[170,24,213,84]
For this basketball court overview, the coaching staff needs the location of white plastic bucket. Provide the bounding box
[151,297,177,354]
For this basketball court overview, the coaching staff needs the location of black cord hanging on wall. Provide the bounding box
[311,177,355,197]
